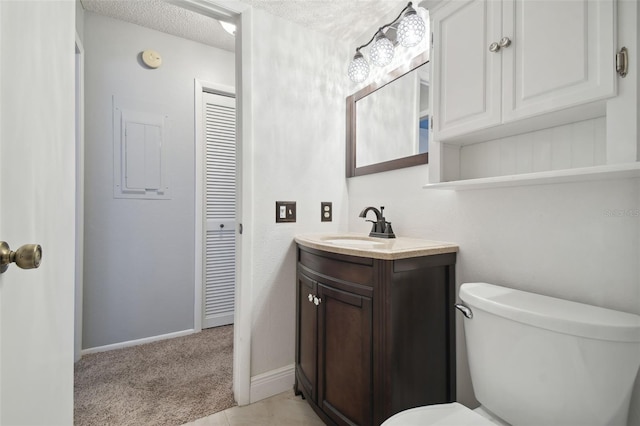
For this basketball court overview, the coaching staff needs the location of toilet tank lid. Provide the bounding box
[460,283,640,343]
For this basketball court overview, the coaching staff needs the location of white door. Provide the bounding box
[0,1,75,424]
[203,92,236,329]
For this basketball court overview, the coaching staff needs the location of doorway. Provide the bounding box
[76,0,251,407]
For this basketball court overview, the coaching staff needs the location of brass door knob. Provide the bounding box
[0,241,42,273]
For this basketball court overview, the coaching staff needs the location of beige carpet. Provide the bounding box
[74,325,235,426]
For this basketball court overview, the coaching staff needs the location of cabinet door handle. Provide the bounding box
[313,296,322,306]
[489,37,511,53]
[499,36,511,48]
[308,293,314,303]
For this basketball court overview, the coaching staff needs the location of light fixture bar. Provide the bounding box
[348,2,425,83]
[354,2,414,53]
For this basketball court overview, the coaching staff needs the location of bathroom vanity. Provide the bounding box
[294,234,459,426]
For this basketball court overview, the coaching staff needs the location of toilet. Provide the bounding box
[383,282,640,426]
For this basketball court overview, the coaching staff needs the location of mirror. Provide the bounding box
[346,52,430,177]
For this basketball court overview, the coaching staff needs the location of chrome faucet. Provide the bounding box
[358,206,396,239]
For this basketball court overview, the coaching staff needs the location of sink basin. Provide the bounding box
[323,238,386,249]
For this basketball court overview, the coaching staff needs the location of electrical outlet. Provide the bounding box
[321,202,332,222]
[275,201,296,223]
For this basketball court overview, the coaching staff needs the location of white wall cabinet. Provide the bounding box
[432,0,616,143]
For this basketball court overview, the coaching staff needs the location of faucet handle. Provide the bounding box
[383,222,395,238]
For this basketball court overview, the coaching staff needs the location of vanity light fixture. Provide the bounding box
[397,4,426,47]
[348,50,370,83]
[370,30,395,67]
[348,2,425,83]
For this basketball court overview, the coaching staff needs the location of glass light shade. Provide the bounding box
[369,32,394,67]
[397,9,425,47]
[348,51,370,83]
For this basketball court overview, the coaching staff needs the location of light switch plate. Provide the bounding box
[321,202,332,222]
[275,201,296,223]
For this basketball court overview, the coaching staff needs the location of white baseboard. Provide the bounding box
[249,364,295,404]
[80,329,195,356]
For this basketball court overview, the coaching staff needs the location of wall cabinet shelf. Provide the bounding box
[294,244,457,426]
[423,162,640,191]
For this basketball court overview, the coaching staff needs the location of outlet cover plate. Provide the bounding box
[321,202,332,222]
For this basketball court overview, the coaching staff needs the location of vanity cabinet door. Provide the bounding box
[501,0,615,123]
[317,282,373,426]
[432,0,502,140]
[295,272,318,401]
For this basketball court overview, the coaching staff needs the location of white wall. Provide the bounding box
[245,8,350,377]
[82,12,234,348]
[347,165,640,422]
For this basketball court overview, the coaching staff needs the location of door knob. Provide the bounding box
[0,241,43,273]
[489,42,500,53]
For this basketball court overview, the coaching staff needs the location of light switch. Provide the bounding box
[275,201,296,223]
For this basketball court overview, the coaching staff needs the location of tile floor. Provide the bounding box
[182,389,325,426]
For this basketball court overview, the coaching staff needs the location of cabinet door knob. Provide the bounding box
[313,296,322,306]
[489,42,500,53]
[499,37,511,48]
[308,293,314,303]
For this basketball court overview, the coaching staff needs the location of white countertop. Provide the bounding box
[294,233,458,260]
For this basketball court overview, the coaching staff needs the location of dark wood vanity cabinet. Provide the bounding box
[294,244,457,426]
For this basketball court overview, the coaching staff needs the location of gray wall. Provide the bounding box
[83,12,234,348]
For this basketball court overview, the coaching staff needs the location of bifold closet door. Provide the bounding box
[203,92,236,329]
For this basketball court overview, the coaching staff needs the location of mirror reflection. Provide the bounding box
[355,63,430,168]
[346,52,430,177]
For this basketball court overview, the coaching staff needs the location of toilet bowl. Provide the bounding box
[382,282,640,426]
[382,403,498,426]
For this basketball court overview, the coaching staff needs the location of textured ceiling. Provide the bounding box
[81,0,236,52]
[80,0,409,53]
[240,0,406,41]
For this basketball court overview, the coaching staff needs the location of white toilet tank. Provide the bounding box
[459,283,640,426]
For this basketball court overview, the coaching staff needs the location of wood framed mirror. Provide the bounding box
[346,52,430,177]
